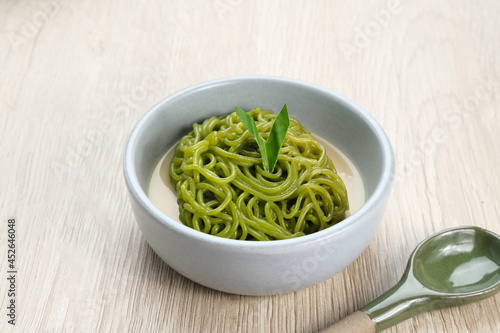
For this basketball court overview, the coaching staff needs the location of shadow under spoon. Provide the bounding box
[320,226,500,332]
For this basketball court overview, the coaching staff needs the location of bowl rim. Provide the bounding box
[123,75,395,250]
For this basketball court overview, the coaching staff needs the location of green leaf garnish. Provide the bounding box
[235,104,290,173]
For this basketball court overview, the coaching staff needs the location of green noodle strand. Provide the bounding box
[169,107,349,240]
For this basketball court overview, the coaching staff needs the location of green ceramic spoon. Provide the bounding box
[321,226,500,332]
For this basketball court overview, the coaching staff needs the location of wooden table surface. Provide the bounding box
[1,1,499,332]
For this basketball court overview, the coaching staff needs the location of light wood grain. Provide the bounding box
[1,0,499,332]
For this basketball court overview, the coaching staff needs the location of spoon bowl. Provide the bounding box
[413,226,500,295]
[321,226,500,332]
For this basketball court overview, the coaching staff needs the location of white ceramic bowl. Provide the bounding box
[124,76,395,295]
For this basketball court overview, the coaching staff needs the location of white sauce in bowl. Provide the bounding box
[148,135,365,223]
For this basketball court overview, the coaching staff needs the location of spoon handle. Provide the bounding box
[319,311,375,333]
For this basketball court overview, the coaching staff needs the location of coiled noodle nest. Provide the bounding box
[169,107,349,240]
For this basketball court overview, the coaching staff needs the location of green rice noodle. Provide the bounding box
[169,107,349,240]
